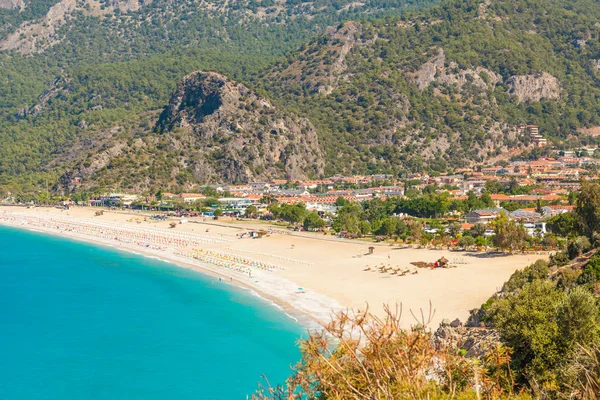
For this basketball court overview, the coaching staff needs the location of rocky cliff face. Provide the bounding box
[410,48,502,91]
[156,71,324,183]
[62,71,324,191]
[506,72,561,103]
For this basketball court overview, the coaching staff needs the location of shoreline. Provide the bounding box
[0,206,547,329]
[0,212,340,332]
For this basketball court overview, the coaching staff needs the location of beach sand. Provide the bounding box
[0,206,547,329]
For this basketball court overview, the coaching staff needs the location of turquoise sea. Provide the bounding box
[0,225,304,399]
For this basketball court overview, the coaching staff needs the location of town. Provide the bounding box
[5,128,595,252]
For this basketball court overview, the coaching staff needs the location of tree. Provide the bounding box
[556,287,599,348]
[475,236,487,247]
[576,181,600,237]
[567,236,591,260]
[358,220,372,235]
[485,180,504,194]
[395,219,408,236]
[547,212,579,238]
[278,203,307,224]
[481,192,494,208]
[303,212,325,231]
[245,205,258,217]
[489,280,565,386]
[448,221,462,238]
[463,190,486,212]
[332,212,360,233]
[213,208,223,217]
[470,222,487,238]
[490,214,528,251]
[458,235,475,248]
[202,186,219,197]
[407,221,423,241]
[335,196,349,207]
[502,260,549,292]
[378,217,398,237]
[332,203,363,233]
[578,254,600,284]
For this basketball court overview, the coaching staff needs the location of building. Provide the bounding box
[464,208,507,224]
[522,125,547,147]
[91,193,139,207]
[523,222,547,237]
[509,209,542,222]
[179,193,207,203]
[541,205,575,217]
[217,198,253,214]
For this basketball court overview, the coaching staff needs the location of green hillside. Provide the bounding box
[259,0,600,175]
[0,0,436,194]
[2,0,600,194]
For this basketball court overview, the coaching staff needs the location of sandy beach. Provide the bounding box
[0,206,547,328]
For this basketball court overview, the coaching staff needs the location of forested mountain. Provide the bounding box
[0,0,435,194]
[57,71,324,190]
[1,0,600,194]
[258,0,600,175]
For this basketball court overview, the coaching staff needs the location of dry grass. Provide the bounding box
[253,305,527,399]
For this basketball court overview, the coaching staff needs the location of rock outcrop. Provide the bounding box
[0,0,78,53]
[271,21,367,95]
[109,0,143,12]
[506,72,561,103]
[0,0,24,10]
[156,71,324,183]
[0,0,146,54]
[411,48,502,91]
[435,321,502,358]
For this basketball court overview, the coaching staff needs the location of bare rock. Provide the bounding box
[0,0,24,10]
[435,324,502,358]
[410,48,501,91]
[0,0,148,54]
[411,49,446,90]
[109,0,142,12]
[272,21,367,95]
[0,0,77,53]
[156,71,324,183]
[506,72,561,103]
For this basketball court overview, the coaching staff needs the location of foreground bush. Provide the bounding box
[253,306,529,399]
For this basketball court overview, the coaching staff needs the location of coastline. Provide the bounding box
[0,210,339,331]
[0,206,548,328]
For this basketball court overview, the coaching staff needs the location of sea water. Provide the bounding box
[0,225,303,399]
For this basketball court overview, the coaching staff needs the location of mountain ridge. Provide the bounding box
[57,71,324,192]
[2,0,600,193]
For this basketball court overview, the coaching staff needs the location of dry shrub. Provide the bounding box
[563,345,600,399]
[253,305,527,400]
